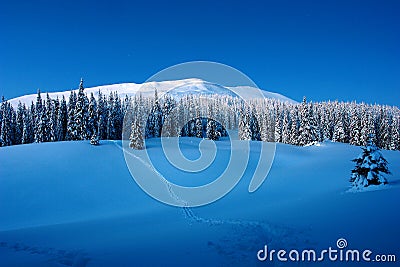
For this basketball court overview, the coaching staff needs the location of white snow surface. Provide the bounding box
[0,139,399,266]
[8,78,296,107]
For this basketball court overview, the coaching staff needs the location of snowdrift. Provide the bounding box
[0,139,399,266]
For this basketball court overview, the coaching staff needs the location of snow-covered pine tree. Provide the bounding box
[15,101,25,145]
[366,112,376,145]
[74,78,89,140]
[178,98,186,137]
[281,108,291,144]
[193,101,204,139]
[29,101,35,139]
[378,107,391,150]
[35,89,43,118]
[122,95,134,139]
[361,106,375,146]
[53,97,61,141]
[350,134,390,188]
[10,107,17,145]
[0,101,12,146]
[105,92,123,140]
[161,94,179,137]
[188,96,197,137]
[122,95,130,117]
[314,103,323,142]
[129,107,145,150]
[250,107,261,141]
[195,117,203,138]
[274,104,283,143]
[36,103,49,143]
[186,119,194,137]
[375,106,384,147]
[113,94,123,139]
[96,91,107,140]
[239,105,252,140]
[149,89,162,138]
[87,92,98,138]
[359,105,367,145]
[22,104,34,144]
[33,89,43,142]
[162,95,174,122]
[46,93,57,142]
[175,99,185,137]
[326,101,336,140]
[90,129,100,146]
[309,102,318,143]
[232,99,240,130]
[55,96,68,141]
[106,92,115,140]
[259,112,269,142]
[289,107,300,145]
[66,91,77,140]
[0,96,4,137]
[298,97,318,146]
[390,115,399,150]
[267,105,276,142]
[343,103,350,143]
[332,108,346,143]
[222,98,232,132]
[318,106,329,142]
[206,119,219,140]
[160,95,176,137]
[349,104,362,146]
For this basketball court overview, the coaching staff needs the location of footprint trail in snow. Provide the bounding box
[116,140,309,265]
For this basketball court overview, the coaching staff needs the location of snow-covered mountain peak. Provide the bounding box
[8,78,296,107]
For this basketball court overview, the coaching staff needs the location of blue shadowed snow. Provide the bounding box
[0,140,399,266]
[146,137,231,186]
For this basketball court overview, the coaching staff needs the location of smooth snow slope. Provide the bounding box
[0,140,399,266]
[8,78,296,107]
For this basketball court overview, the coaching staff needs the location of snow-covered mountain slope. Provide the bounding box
[9,78,296,107]
[0,139,399,266]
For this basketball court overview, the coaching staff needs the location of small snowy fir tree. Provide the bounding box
[130,98,145,150]
[239,106,252,140]
[206,119,220,140]
[90,130,100,146]
[129,118,144,150]
[195,117,203,138]
[350,134,390,188]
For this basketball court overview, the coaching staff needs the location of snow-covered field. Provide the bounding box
[0,139,399,266]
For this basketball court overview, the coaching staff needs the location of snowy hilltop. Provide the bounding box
[8,78,296,107]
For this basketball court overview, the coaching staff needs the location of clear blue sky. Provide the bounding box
[0,0,399,106]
